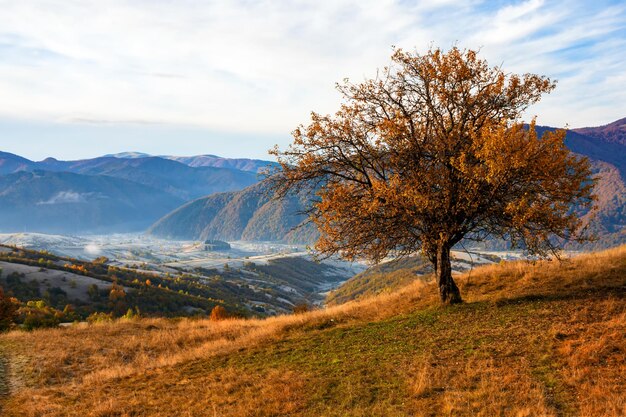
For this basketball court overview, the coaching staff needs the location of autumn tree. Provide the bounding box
[209,305,229,321]
[270,47,594,304]
[0,287,19,331]
[108,281,127,315]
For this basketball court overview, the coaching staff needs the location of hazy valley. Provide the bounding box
[0,118,623,325]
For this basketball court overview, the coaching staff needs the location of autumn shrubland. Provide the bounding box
[0,246,624,416]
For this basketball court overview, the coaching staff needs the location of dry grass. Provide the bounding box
[409,356,554,417]
[1,246,625,416]
[1,278,430,391]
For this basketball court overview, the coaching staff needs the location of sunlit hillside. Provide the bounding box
[1,246,624,416]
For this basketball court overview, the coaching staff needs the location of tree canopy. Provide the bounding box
[270,47,595,304]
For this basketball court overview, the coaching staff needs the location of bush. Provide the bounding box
[122,307,141,320]
[209,305,229,321]
[18,300,63,330]
[87,311,114,323]
[292,303,311,314]
[62,304,79,322]
[87,284,100,301]
[0,286,19,331]
[3,272,40,301]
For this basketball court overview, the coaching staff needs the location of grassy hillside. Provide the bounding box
[326,255,431,305]
[0,245,349,321]
[0,246,625,416]
[326,252,502,306]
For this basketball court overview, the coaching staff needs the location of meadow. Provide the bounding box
[0,246,624,416]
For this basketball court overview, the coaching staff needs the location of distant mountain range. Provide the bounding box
[148,119,626,249]
[2,118,625,245]
[0,152,268,233]
[105,152,278,173]
[0,170,184,234]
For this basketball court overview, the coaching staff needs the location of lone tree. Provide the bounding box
[270,47,594,304]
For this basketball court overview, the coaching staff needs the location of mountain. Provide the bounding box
[0,152,261,233]
[0,151,35,175]
[148,192,237,240]
[105,152,277,173]
[0,170,184,233]
[150,119,626,249]
[47,156,258,201]
[532,124,626,249]
[573,117,626,146]
[103,151,151,159]
[1,155,259,201]
[148,181,317,243]
[580,159,626,248]
[534,125,626,174]
[166,154,278,174]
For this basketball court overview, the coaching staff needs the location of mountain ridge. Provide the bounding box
[147,181,318,243]
[0,153,263,233]
[0,170,185,234]
[573,116,626,146]
[149,119,626,248]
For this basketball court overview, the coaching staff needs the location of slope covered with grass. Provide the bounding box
[326,255,431,305]
[1,246,625,416]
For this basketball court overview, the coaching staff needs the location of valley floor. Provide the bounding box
[0,247,625,416]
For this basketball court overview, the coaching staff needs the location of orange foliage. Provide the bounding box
[0,286,19,331]
[209,305,229,321]
[64,263,88,274]
[108,283,126,302]
[271,46,594,303]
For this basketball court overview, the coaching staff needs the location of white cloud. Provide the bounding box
[37,191,88,205]
[0,0,624,139]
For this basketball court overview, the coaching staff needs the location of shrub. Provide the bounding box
[87,311,114,323]
[92,256,109,265]
[62,304,79,322]
[19,300,63,330]
[209,305,229,321]
[0,286,19,331]
[87,283,103,301]
[122,307,141,320]
[292,303,311,314]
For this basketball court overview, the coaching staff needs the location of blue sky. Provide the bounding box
[0,0,625,161]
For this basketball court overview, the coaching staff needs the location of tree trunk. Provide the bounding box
[435,242,462,304]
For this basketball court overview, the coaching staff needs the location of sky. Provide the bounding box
[0,0,625,161]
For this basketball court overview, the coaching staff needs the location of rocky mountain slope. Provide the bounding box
[105,152,277,173]
[166,154,277,173]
